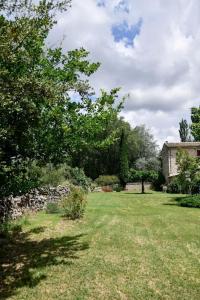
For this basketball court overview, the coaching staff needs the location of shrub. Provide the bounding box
[95,175,120,187]
[167,178,181,193]
[61,185,87,220]
[90,182,97,192]
[151,171,165,191]
[68,167,92,192]
[40,164,66,187]
[40,165,92,191]
[113,184,123,192]
[191,177,200,194]
[46,202,61,214]
[176,195,200,208]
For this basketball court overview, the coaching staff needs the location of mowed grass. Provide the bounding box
[1,192,200,300]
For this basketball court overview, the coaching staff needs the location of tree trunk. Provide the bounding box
[120,180,126,190]
[141,178,145,194]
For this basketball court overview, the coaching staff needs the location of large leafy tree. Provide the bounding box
[129,157,159,194]
[176,149,200,193]
[191,106,200,141]
[0,0,123,196]
[71,117,158,179]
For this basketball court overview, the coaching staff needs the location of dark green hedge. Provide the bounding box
[176,195,200,208]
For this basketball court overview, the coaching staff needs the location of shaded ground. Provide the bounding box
[0,192,200,299]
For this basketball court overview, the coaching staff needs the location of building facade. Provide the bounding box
[161,142,200,182]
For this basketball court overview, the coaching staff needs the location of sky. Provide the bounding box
[48,0,200,147]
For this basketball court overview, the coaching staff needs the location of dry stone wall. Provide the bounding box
[0,186,70,222]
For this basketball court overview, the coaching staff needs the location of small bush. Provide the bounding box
[151,171,165,191]
[191,178,200,194]
[90,182,97,192]
[95,175,120,187]
[40,164,66,187]
[61,185,87,220]
[167,178,181,193]
[176,195,200,208]
[68,167,92,192]
[113,184,123,192]
[46,202,60,214]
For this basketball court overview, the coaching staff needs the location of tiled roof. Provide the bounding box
[164,142,200,148]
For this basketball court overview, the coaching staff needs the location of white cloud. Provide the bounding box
[48,0,200,147]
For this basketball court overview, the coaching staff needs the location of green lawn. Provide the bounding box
[1,192,200,300]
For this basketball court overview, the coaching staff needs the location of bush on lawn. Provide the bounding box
[40,164,66,187]
[61,185,87,220]
[190,178,200,195]
[95,175,120,187]
[167,178,181,193]
[176,195,200,208]
[67,167,92,192]
[113,184,123,192]
[151,171,165,191]
[90,182,97,192]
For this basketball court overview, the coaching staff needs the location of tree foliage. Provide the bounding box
[191,106,200,141]
[130,157,159,193]
[0,0,123,197]
[176,149,200,193]
[179,119,190,142]
[71,117,158,180]
[119,129,129,188]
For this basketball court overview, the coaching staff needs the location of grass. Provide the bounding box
[0,192,200,300]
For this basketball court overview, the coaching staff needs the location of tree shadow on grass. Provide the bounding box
[163,196,186,207]
[163,202,179,206]
[28,226,46,234]
[122,192,153,195]
[0,226,88,299]
[163,195,200,209]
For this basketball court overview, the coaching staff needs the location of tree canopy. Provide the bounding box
[176,149,200,193]
[179,119,190,142]
[70,117,158,180]
[129,157,159,193]
[191,106,200,141]
[0,0,123,196]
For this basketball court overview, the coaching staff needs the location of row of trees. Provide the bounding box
[71,117,157,179]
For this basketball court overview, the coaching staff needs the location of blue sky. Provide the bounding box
[112,19,142,47]
[97,0,106,7]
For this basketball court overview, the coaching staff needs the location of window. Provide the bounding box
[197,150,200,157]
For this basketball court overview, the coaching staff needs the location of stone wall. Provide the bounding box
[126,182,152,192]
[0,186,70,222]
